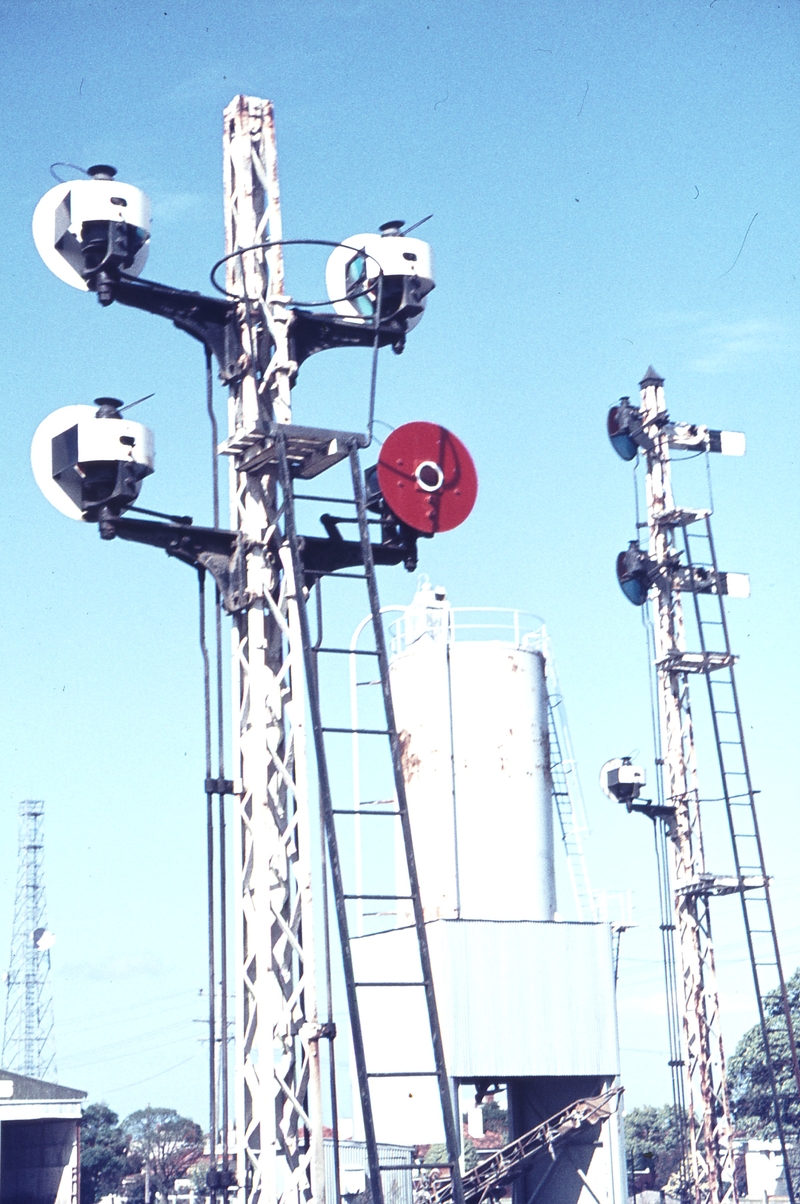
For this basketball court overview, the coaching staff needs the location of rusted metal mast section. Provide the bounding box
[640,369,735,1204]
[612,368,800,1204]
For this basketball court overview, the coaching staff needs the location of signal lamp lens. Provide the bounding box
[616,548,650,606]
[607,406,638,461]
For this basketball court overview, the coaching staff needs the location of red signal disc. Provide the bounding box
[376,421,478,535]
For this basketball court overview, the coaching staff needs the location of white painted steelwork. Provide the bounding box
[388,589,556,923]
[639,369,735,1204]
[222,96,322,1204]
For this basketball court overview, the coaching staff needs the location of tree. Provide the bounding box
[728,967,800,1141]
[80,1104,131,1204]
[623,1104,687,1192]
[727,966,800,1189]
[123,1107,204,1196]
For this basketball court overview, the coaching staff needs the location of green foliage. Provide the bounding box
[80,1104,131,1204]
[623,1104,686,1190]
[123,1106,204,1195]
[481,1099,508,1143]
[728,967,800,1140]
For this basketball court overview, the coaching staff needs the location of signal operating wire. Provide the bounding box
[704,448,715,516]
[205,344,230,1176]
[206,349,231,1175]
[199,569,218,1183]
[365,273,384,447]
[206,348,220,529]
[49,162,91,182]
[632,455,642,539]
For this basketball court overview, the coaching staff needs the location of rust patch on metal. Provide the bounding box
[398,729,421,781]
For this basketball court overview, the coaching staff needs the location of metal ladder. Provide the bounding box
[681,514,800,1191]
[273,427,464,1204]
[546,692,597,922]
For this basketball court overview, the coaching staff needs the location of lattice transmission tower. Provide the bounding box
[2,799,56,1079]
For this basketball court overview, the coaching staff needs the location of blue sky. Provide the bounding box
[0,0,798,1128]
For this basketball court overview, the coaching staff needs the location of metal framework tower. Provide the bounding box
[219,97,463,1204]
[221,97,323,1204]
[640,369,736,1204]
[2,799,56,1080]
[26,94,464,1204]
[614,368,800,1204]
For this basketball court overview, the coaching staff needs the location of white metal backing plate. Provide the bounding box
[31,405,95,519]
[32,180,151,291]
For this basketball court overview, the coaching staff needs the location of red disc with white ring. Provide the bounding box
[376,421,478,534]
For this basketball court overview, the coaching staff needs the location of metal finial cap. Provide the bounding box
[87,164,118,180]
[94,397,124,418]
[639,365,664,388]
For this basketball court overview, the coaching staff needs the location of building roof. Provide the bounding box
[0,1070,86,1101]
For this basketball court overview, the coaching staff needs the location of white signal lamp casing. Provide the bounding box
[32,178,151,291]
[325,232,434,327]
[600,758,646,803]
[31,405,154,521]
[722,572,751,599]
[668,423,746,457]
[62,412,155,469]
[713,430,746,456]
[612,763,646,791]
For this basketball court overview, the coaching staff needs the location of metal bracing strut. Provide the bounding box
[639,369,736,1204]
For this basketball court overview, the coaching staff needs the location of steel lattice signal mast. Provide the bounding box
[220,96,324,1204]
[639,370,735,1204]
[2,800,56,1080]
[28,94,466,1204]
[610,368,800,1204]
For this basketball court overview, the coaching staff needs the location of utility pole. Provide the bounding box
[221,97,323,1204]
[2,800,56,1080]
[639,369,735,1204]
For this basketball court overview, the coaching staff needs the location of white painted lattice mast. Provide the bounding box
[640,368,735,1204]
[222,96,323,1204]
[2,800,56,1080]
